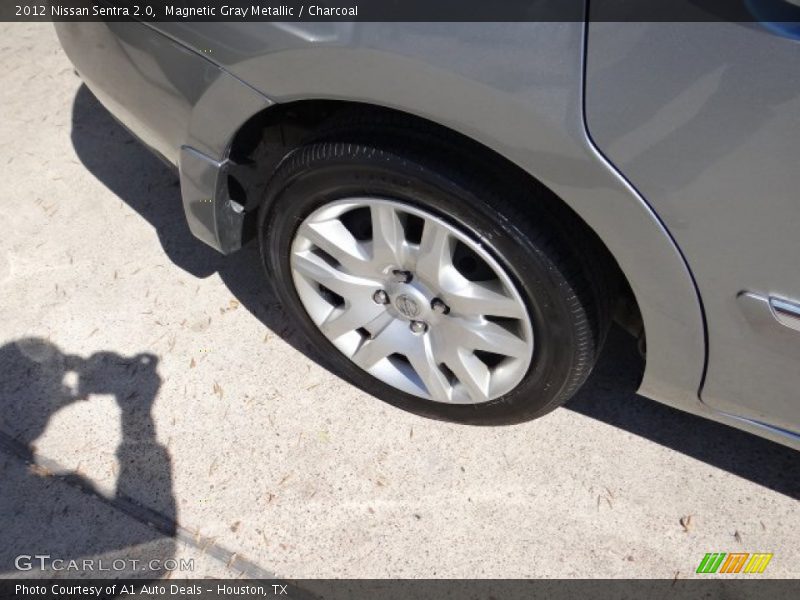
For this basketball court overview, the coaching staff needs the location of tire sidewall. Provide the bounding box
[260,147,584,424]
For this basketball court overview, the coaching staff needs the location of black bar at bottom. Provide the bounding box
[2,579,799,600]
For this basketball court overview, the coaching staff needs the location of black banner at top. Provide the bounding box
[3,0,800,22]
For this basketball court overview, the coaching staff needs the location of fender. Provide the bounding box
[155,22,707,412]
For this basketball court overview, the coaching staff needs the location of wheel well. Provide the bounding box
[228,99,644,348]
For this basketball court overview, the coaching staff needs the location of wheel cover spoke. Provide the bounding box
[406,337,452,403]
[292,249,381,298]
[297,219,372,277]
[291,198,534,405]
[415,220,454,288]
[441,317,529,359]
[319,300,386,341]
[352,319,403,369]
[445,348,492,404]
[370,203,406,269]
[444,280,526,320]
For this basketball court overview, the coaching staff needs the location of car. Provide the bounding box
[54,17,800,449]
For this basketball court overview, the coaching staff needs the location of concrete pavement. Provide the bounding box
[0,23,797,580]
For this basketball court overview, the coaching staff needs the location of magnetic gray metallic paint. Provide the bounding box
[585,22,800,437]
[55,20,271,253]
[55,21,271,163]
[56,19,800,446]
[146,21,707,422]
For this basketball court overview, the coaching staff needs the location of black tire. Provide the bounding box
[258,138,614,425]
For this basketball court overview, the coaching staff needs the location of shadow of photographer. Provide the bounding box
[0,338,177,578]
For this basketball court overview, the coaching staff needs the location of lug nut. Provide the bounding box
[409,320,428,335]
[431,298,450,315]
[391,269,413,283]
[372,290,389,305]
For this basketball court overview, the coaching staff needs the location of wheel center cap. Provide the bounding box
[394,294,421,319]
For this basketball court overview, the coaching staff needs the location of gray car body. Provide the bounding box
[54,16,800,449]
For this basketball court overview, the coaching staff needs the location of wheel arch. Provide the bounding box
[211,93,704,412]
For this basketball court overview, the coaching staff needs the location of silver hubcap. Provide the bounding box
[290,198,534,404]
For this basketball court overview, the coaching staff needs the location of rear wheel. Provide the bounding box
[259,139,613,424]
